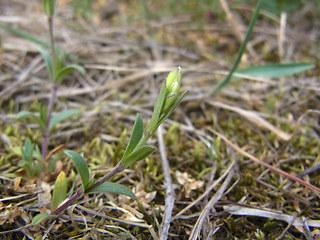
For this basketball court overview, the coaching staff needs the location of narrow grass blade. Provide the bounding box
[89,182,136,199]
[0,23,82,63]
[210,0,264,96]
[64,150,89,190]
[50,109,82,130]
[236,63,314,78]
[51,171,68,211]
[123,113,143,158]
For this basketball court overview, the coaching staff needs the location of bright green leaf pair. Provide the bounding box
[17,107,81,131]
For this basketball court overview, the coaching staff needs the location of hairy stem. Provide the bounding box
[85,162,124,193]
[51,189,83,215]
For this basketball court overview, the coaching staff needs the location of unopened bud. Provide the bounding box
[161,67,182,113]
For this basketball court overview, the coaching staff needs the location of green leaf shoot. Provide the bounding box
[21,138,33,163]
[146,82,167,134]
[123,113,143,158]
[89,182,136,200]
[17,111,46,130]
[54,64,85,83]
[32,213,57,225]
[120,145,156,169]
[51,171,68,211]
[50,109,82,130]
[64,150,90,190]
[39,48,54,81]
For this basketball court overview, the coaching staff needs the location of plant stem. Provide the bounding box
[48,15,56,70]
[85,162,124,193]
[51,189,83,215]
[51,163,124,216]
[42,14,57,159]
[42,84,58,159]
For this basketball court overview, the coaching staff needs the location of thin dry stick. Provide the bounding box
[278,11,287,61]
[189,166,235,240]
[157,125,175,240]
[208,128,320,193]
[173,161,236,220]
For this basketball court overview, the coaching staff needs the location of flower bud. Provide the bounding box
[161,67,182,113]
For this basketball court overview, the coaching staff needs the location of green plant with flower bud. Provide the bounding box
[32,67,188,225]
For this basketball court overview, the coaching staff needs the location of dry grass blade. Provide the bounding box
[189,166,235,240]
[208,128,320,193]
[206,100,292,141]
[76,205,152,229]
[173,161,236,220]
[223,204,320,228]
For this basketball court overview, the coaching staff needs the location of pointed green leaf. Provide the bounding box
[39,48,53,81]
[32,213,57,225]
[147,82,166,133]
[123,113,143,158]
[64,150,89,190]
[39,104,48,131]
[55,64,85,83]
[51,171,68,211]
[89,182,136,200]
[17,111,45,130]
[50,109,82,130]
[157,90,188,127]
[120,145,156,169]
[21,138,33,163]
[42,0,55,16]
[236,63,314,78]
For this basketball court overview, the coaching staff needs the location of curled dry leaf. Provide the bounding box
[133,183,157,209]
[175,171,204,198]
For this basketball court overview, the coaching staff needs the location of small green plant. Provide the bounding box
[17,0,84,160]
[19,138,43,179]
[32,66,187,225]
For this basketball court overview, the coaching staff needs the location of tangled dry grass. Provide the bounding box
[0,0,320,239]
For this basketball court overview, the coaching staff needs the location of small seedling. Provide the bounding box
[19,138,43,179]
[32,67,188,225]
